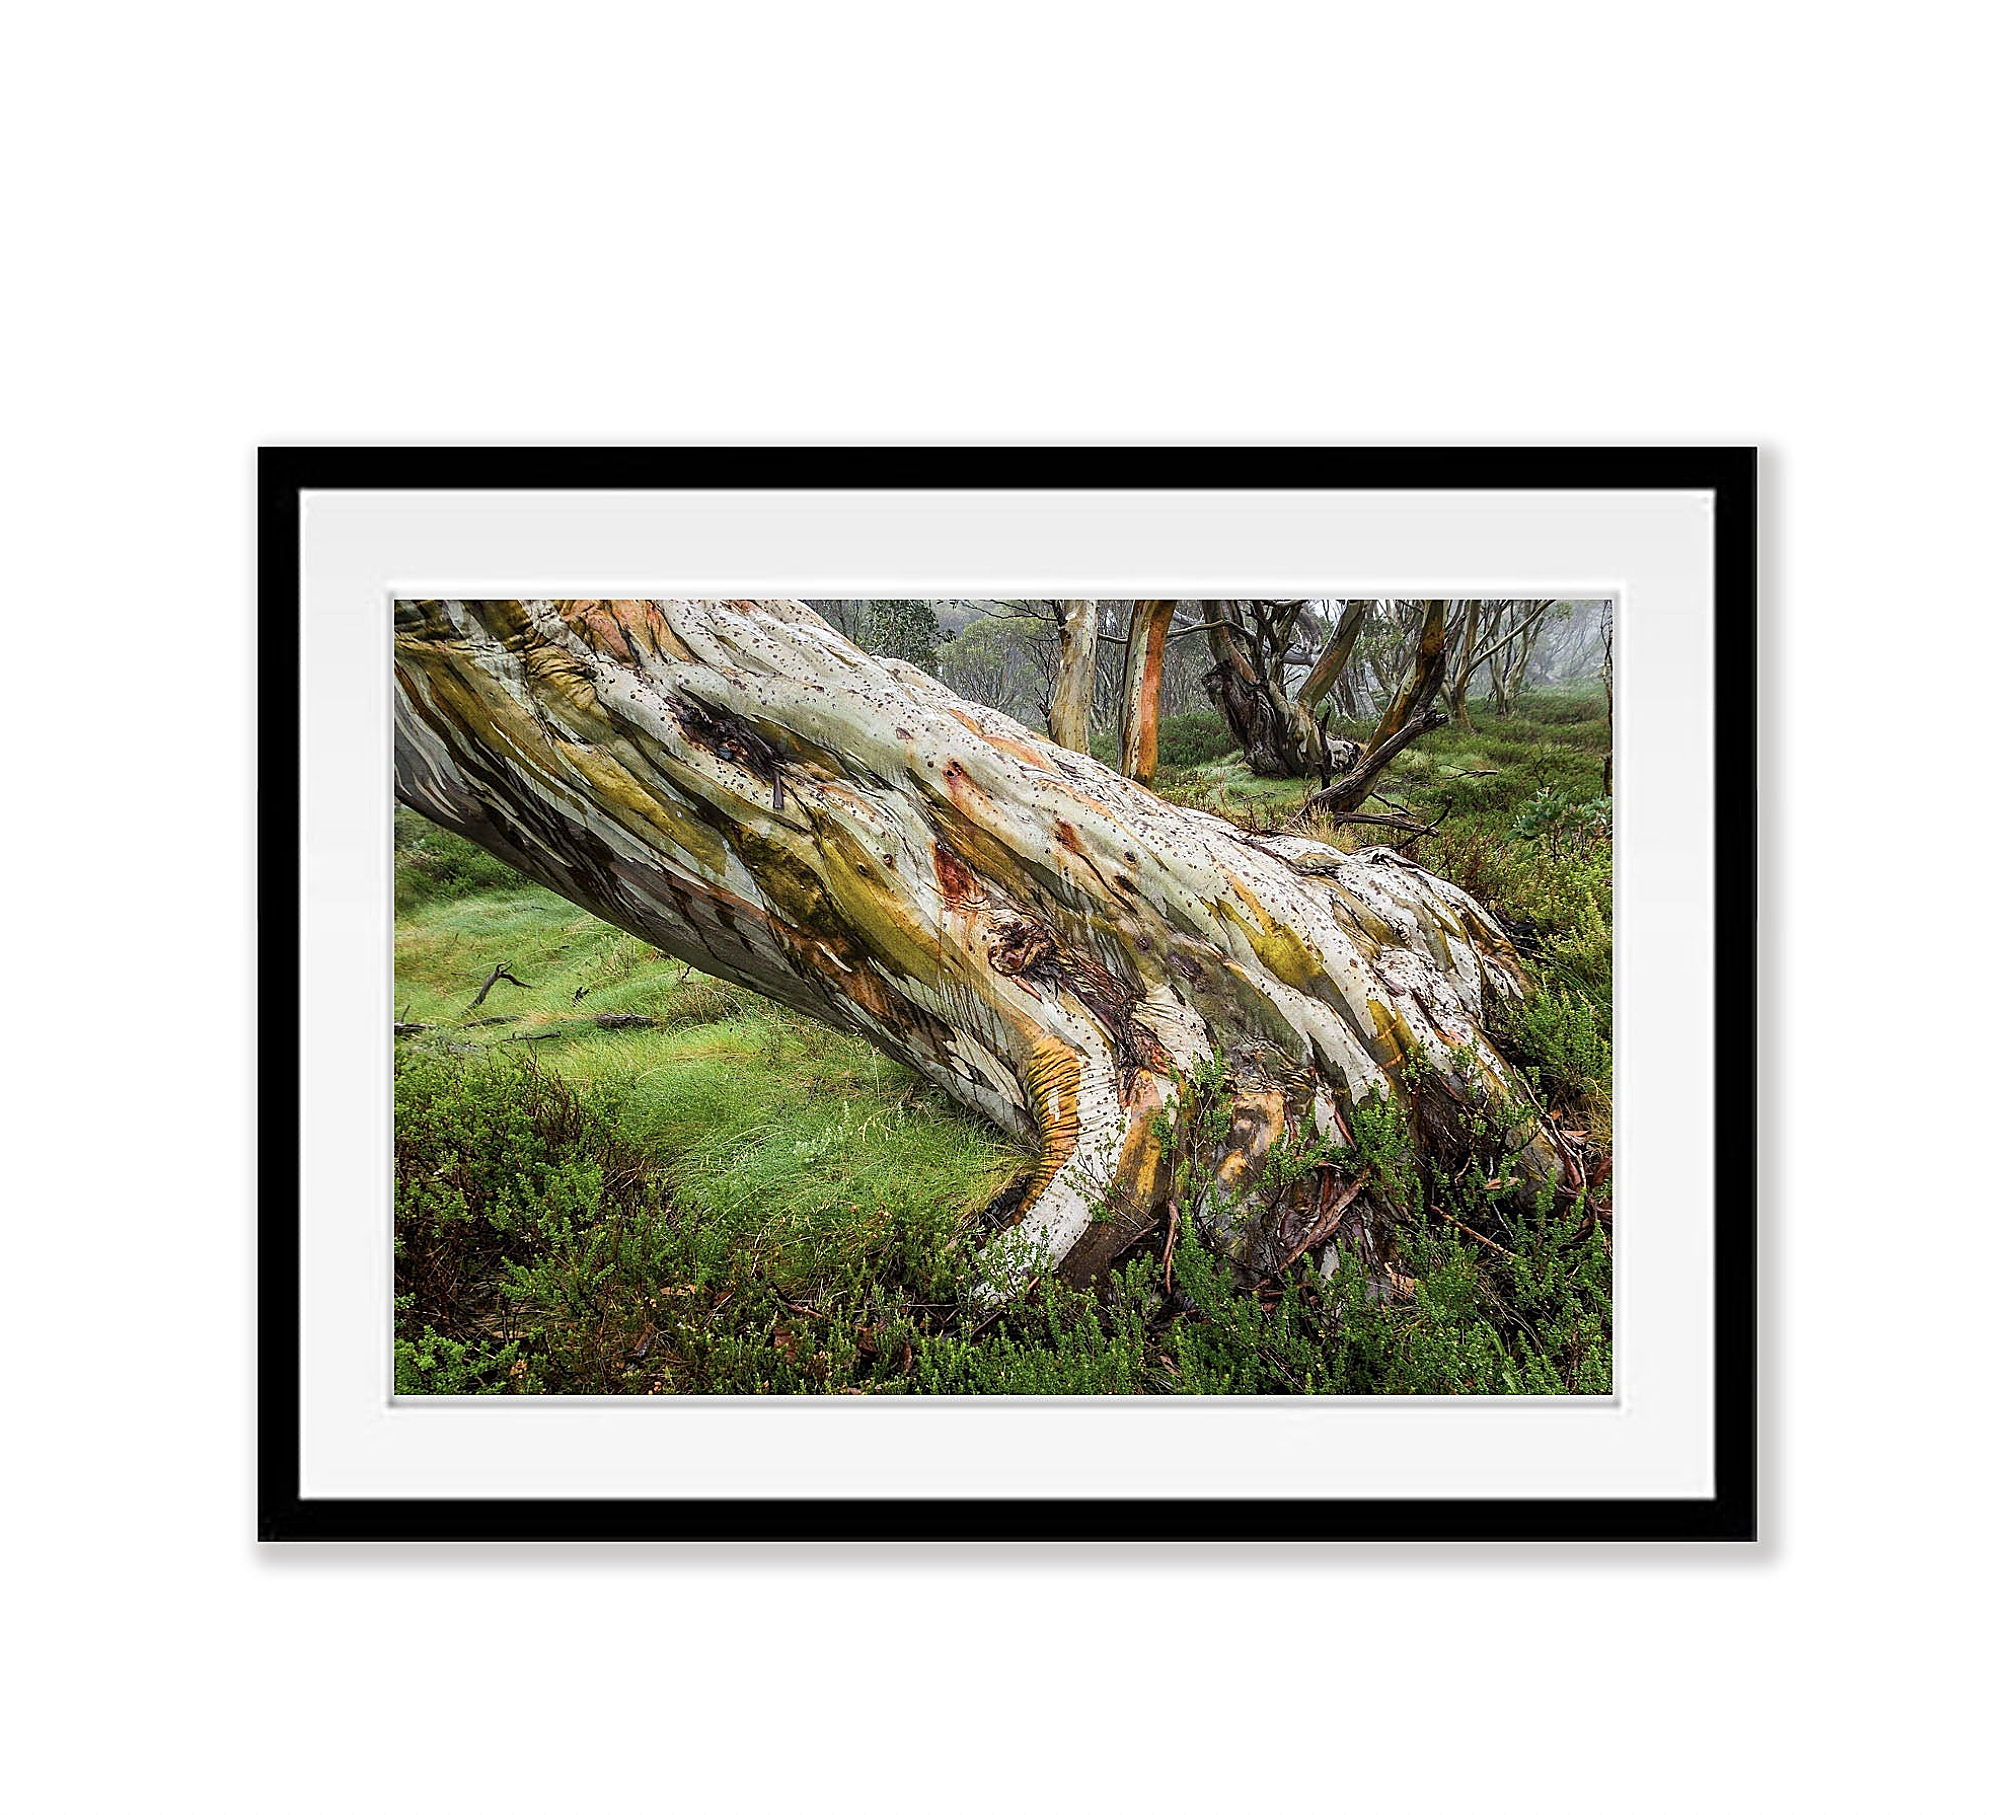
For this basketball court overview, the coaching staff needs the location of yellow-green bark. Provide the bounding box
[394,596,1561,1292]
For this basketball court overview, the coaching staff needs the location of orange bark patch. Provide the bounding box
[1134,635,1167,772]
[558,598,695,666]
[1214,1087,1287,1197]
[981,730,1056,771]
[1018,1036,1085,1205]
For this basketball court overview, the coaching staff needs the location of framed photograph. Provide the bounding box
[260,447,1755,1541]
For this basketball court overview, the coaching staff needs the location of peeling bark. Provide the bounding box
[394,598,1563,1295]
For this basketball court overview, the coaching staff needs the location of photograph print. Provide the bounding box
[392,593,1614,1397]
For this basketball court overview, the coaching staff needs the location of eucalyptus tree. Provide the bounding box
[1441,600,1554,727]
[395,597,1568,1292]
[1195,598,1337,778]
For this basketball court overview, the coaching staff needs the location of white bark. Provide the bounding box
[1047,598,1097,752]
[395,597,1563,1293]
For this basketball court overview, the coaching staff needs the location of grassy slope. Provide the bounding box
[394,687,1612,1396]
[395,888,1024,1292]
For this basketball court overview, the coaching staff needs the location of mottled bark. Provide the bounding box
[1116,598,1177,781]
[1047,599,1097,752]
[1368,601,1448,752]
[1201,599,1366,780]
[395,598,1562,1295]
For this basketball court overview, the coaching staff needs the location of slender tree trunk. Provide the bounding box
[1600,604,1615,795]
[1299,600,1370,717]
[1444,600,1483,729]
[395,598,1562,1293]
[1115,598,1177,781]
[1366,601,1449,753]
[1307,600,1452,815]
[1505,602,1547,707]
[1047,598,1097,752]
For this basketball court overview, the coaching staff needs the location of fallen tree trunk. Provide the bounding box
[394,598,1562,1294]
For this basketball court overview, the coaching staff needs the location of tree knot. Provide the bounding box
[987,917,1058,977]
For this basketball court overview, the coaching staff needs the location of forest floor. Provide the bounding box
[393,686,1613,1395]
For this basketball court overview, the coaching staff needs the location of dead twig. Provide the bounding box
[1275,1173,1366,1272]
[1392,802,1453,854]
[466,962,531,1012]
[1431,1203,1515,1259]
[1297,807,1436,838]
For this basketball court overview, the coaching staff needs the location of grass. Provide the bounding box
[393,682,1613,1396]
[394,880,1024,1299]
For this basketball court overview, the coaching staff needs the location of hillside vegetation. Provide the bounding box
[394,687,1612,1395]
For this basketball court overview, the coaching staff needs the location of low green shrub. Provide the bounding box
[1154,710,1241,769]
[1497,977,1612,1117]
[1089,710,1239,773]
[1510,787,1613,853]
[394,1045,675,1392]
[394,1044,1611,1395]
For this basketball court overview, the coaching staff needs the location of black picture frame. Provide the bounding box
[259,446,1756,1543]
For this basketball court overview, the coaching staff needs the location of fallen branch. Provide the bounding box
[1300,704,1449,815]
[1293,806,1436,839]
[1430,1203,1516,1259]
[466,962,531,1011]
[1277,1174,1366,1271]
[1392,803,1454,854]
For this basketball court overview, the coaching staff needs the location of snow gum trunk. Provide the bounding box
[394,597,1564,1293]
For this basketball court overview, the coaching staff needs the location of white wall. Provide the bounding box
[4,4,2005,1811]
